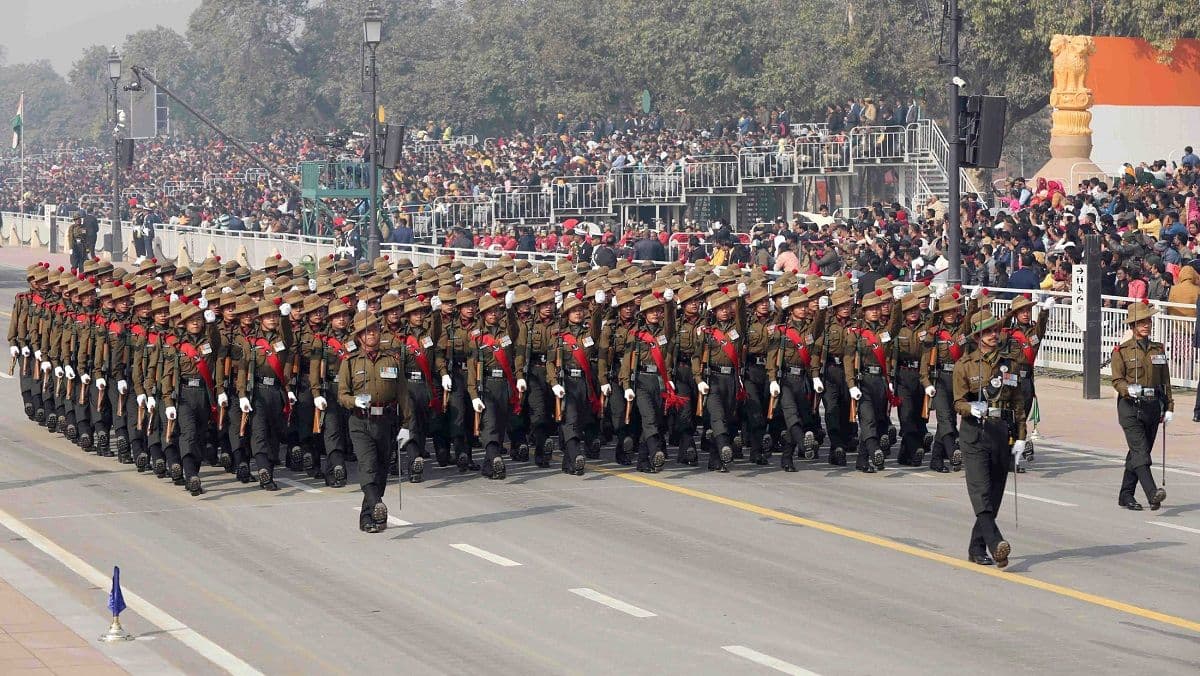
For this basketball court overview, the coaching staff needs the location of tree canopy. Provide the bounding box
[2,0,1197,154]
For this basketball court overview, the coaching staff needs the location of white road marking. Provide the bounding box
[1148,521,1200,535]
[1003,490,1077,507]
[0,506,264,676]
[1047,447,1200,478]
[276,477,321,494]
[568,587,656,618]
[722,645,823,675]
[449,543,522,567]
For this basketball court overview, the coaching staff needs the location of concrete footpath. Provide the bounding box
[0,579,125,675]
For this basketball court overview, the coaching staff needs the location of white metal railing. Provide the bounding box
[548,176,613,215]
[738,144,797,184]
[490,186,553,223]
[610,166,685,203]
[850,125,907,163]
[684,155,741,193]
[794,136,852,173]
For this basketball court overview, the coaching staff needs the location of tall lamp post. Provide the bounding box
[362,3,383,262]
[107,47,124,263]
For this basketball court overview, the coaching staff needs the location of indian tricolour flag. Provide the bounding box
[10,93,22,150]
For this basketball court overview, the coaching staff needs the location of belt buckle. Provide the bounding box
[490,369,505,378]
[866,366,881,375]
[987,407,1003,419]
[369,406,385,416]
[942,364,955,372]
[568,368,582,377]
[788,367,804,376]
[718,366,733,374]
[830,357,843,365]
[753,357,766,366]
[261,376,275,386]
[332,375,339,383]
[644,364,657,373]
[187,378,201,387]
[408,371,423,380]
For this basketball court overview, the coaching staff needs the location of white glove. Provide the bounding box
[737,282,748,297]
[1040,297,1056,310]
[818,295,830,309]
[611,296,619,308]
[198,297,208,310]
[554,291,563,307]
[9,346,18,358]
[356,300,368,313]
[280,303,291,317]
[624,388,636,402]
[1012,439,1026,467]
[970,401,987,419]
[34,350,43,362]
[595,290,606,305]
[430,296,442,312]
[54,366,64,378]
[769,381,781,397]
[287,390,297,404]
[222,286,234,294]
[21,346,30,357]
[96,377,107,389]
[308,278,318,292]
[812,377,825,394]
[136,393,145,408]
[262,277,274,289]
[117,380,128,394]
[933,283,947,298]
[146,396,156,411]
[65,365,76,380]
[355,394,371,410]
[780,295,790,310]
[40,361,50,373]
[849,386,862,401]
[165,406,177,421]
[218,392,229,408]
[601,383,612,397]
[516,378,527,393]
[313,395,327,411]
[442,374,453,391]
[240,397,253,413]
[472,397,486,413]
[397,428,410,446]
[697,381,710,396]
[505,290,515,308]
[970,287,983,300]
[925,386,937,398]
[204,309,217,323]
[81,373,91,385]
[892,286,904,300]
[663,288,674,301]
[170,293,179,303]
[1163,411,1173,424]
[552,384,566,399]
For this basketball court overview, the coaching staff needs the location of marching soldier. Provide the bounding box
[954,309,1027,568]
[599,288,641,465]
[338,311,402,533]
[94,282,137,463]
[291,294,326,477]
[743,284,775,465]
[816,288,855,465]
[1110,301,1170,511]
[219,297,257,483]
[893,291,933,466]
[767,286,823,471]
[548,292,602,475]
[921,291,971,472]
[670,286,702,466]
[236,298,297,491]
[621,290,686,472]
[142,295,174,477]
[846,288,895,473]
[519,288,559,468]
[694,286,745,472]
[126,289,156,471]
[467,290,522,479]
[397,294,441,483]
[160,301,221,496]
[311,299,355,488]
[437,290,481,473]
[1001,292,1054,470]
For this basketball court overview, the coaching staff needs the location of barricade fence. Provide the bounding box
[3,210,1193,387]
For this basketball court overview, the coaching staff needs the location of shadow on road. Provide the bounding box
[390,503,570,540]
[1005,540,1183,573]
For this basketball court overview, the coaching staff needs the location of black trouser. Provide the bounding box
[526,366,553,463]
[960,417,1011,557]
[560,373,597,469]
[443,369,473,463]
[895,367,926,464]
[173,385,211,479]
[349,413,394,516]
[669,363,696,456]
[779,370,817,460]
[479,376,512,475]
[705,371,740,466]
[1117,397,1162,503]
[855,373,888,468]
[249,383,286,477]
[403,377,434,471]
[743,363,770,460]
[822,361,851,452]
[634,372,667,463]
[929,370,958,469]
[608,369,640,459]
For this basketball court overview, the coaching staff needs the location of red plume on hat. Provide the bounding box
[416,294,426,302]
[341,296,351,304]
[875,289,883,296]
[923,279,931,286]
[1142,298,1150,305]
[737,262,745,269]
[954,283,962,291]
[762,266,768,272]
[151,257,158,264]
[180,295,189,304]
[192,299,200,306]
[981,288,990,296]
[274,297,282,306]
[886,274,895,281]
[93,256,100,263]
[88,276,96,284]
[490,289,499,298]
[653,290,663,299]
[215,255,221,262]
[720,286,729,294]
[384,255,390,261]
[328,253,335,260]
[124,282,133,290]
[145,284,153,293]
[951,292,961,300]
[56,266,64,272]
[801,286,809,294]
[566,255,574,262]
[275,254,282,260]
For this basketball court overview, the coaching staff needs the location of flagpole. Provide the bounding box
[17,91,23,212]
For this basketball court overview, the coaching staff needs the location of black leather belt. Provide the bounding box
[827,356,843,366]
[751,356,767,366]
[407,371,424,382]
[352,403,397,418]
[899,360,920,370]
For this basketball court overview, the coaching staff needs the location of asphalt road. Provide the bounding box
[1,286,1198,676]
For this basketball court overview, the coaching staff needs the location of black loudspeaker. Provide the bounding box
[118,138,135,169]
[961,95,1006,169]
[381,124,406,169]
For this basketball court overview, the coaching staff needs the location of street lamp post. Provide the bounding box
[107,47,124,263]
[363,3,383,262]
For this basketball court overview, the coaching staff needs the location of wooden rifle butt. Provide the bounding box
[921,395,931,419]
[164,417,174,442]
[767,394,777,420]
[239,407,250,437]
[849,398,858,422]
[136,405,145,432]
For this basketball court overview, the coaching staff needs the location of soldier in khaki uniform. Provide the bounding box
[893,291,934,466]
[160,302,222,496]
[920,291,972,472]
[311,299,355,487]
[767,286,822,471]
[620,291,685,473]
[815,288,855,465]
[467,291,523,479]
[1110,301,1171,511]
[846,288,895,473]
[694,287,746,471]
[514,288,558,468]
[953,309,1027,569]
[397,295,441,483]
[236,298,297,491]
[338,311,403,534]
[548,292,602,475]
[599,288,641,464]
[437,290,480,473]
[669,285,702,466]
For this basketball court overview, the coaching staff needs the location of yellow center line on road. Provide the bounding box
[592,465,1200,634]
